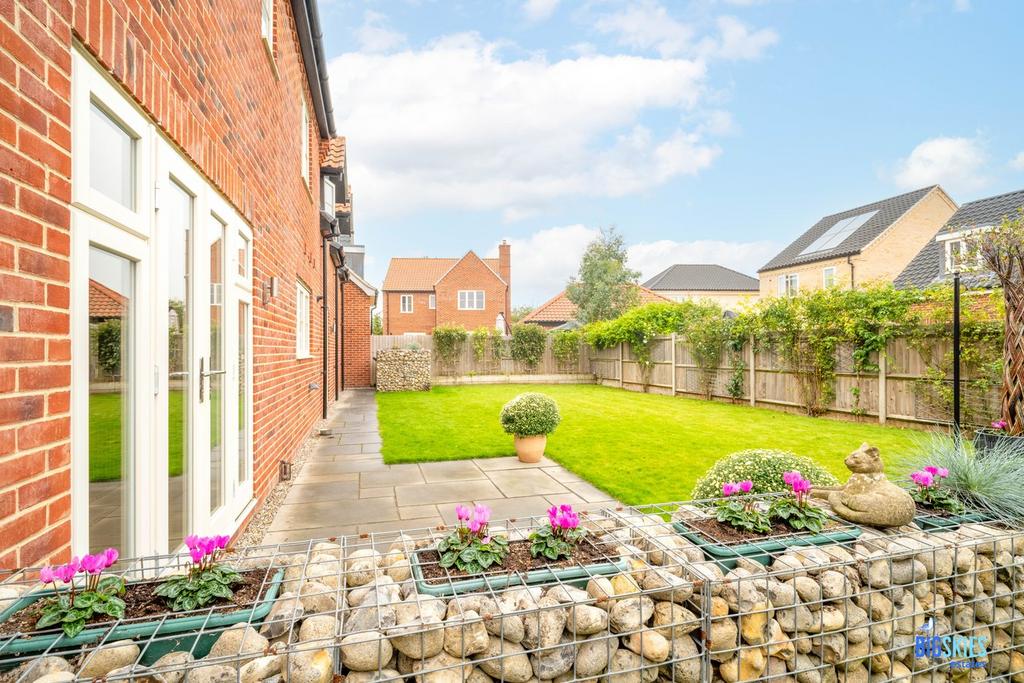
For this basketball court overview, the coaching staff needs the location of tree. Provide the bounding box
[976,210,1024,435]
[511,305,535,323]
[371,313,383,335]
[566,227,640,324]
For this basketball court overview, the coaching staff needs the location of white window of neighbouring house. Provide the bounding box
[458,290,485,310]
[428,294,436,309]
[261,0,273,46]
[296,281,311,358]
[300,100,310,185]
[400,294,414,313]
[322,176,335,213]
[822,267,836,288]
[779,274,799,297]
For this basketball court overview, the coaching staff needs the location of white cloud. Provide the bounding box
[593,2,777,61]
[523,0,559,22]
[485,225,779,306]
[330,33,718,218]
[953,0,971,12]
[1010,152,1024,171]
[355,10,406,53]
[889,136,989,194]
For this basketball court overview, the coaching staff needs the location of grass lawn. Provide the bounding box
[89,390,185,482]
[377,384,926,505]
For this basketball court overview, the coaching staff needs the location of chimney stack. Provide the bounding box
[498,240,511,324]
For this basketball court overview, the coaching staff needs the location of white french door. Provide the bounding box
[71,47,253,558]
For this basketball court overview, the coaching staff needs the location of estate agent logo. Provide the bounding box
[914,618,987,669]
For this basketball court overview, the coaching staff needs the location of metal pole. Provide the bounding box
[953,270,961,433]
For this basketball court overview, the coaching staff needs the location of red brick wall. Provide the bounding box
[434,253,509,331]
[0,0,335,566]
[383,291,436,334]
[341,281,373,387]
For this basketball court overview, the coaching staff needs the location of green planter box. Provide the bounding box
[0,569,284,662]
[672,520,862,571]
[913,511,991,531]
[410,549,628,597]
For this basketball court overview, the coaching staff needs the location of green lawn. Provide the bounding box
[89,391,185,482]
[377,384,926,505]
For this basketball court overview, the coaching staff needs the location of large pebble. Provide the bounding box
[389,616,445,659]
[284,648,334,683]
[567,604,609,635]
[609,596,655,633]
[260,592,304,639]
[604,648,658,683]
[78,641,140,679]
[341,631,394,671]
[474,636,532,683]
[151,651,194,683]
[444,610,490,657]
[576,636,615,677]
[207,626,269,666]
[298,581,338,614]
[299,614,340,643]
[6,656,71,683]
[413,651,475,683]
[624,630,669,663]
[652,602,699,640]
[530,634,577,679]
[238,655,283,682]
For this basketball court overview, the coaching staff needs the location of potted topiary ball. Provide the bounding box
[500,393,561,463]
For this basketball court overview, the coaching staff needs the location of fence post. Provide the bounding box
[748,334,756,407]
[618,343,624,388]
[878,349,887,425]
[670,333,677,395]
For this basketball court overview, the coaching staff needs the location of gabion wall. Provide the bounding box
[2,505,1024,682]
[375,348,431,392]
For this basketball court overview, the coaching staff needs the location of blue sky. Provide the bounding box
[319,0,1024,306]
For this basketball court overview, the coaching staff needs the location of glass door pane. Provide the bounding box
[166,182,192,549]
[87,247,134,555]
[208,218,225,513]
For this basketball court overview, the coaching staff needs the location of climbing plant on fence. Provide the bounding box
[432,325,468,375]
[551,330,583,370]
[510,323,547,371]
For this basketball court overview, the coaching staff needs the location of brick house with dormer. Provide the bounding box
[382,243,511,334]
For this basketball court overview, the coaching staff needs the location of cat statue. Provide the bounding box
[811,443,915,528]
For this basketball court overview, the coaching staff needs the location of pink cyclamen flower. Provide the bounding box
[474,504,491,521]
[39,566,55,584]
[559,504,572,513]
[184,535,199,550]
[739,480,754,494]
[722,482,739,497]
[103,547,119,568]
[468,518,483,534]
[910,471,934,488]
[215,535,230,550]
[455,504,471,522]
[80,554,104,575]
[782,471,802,486]
[993,419,1008,431]
[54,563,77,584]
[190,547,205,564]
[481,536,491,545]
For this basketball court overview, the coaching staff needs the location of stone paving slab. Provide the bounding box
[263,389,618,542]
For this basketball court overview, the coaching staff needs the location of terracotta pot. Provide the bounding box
[514,435,547,463]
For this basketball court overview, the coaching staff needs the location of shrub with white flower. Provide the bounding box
[500,392,561,437]
[692,449,839,499]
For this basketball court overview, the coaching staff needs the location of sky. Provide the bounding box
[318,0,1024,307]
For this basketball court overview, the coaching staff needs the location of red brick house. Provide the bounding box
[522,287,672,329]
[0,0,372,566]
[382,243,511,334]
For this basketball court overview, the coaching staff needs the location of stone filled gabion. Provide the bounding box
[376,348,431,392]
[5,512,1024,682]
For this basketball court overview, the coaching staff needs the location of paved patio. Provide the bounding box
[262,389,617,543]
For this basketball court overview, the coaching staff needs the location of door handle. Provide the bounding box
[199,357,226,404]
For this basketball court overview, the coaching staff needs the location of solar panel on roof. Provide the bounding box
[799,210,879,256]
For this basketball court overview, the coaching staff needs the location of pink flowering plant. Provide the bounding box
[992,419,1009,432]
[530,504,587,560]
[768,471,829,533]
[437,504,509,574]
[715,480,772,533]
[35,548,124,637]
[154,534,241,612]
[908,466,963,514]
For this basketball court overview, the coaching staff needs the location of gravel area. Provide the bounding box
[235,415,328,547]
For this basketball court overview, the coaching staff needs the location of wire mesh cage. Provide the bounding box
[1,502,1023,682]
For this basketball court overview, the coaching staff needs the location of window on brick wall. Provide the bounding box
[322,176,335,213]
[778,274,799,297]
[300,100,310,186]
[261,0,273,46]
[400,294,413,313]
[822,266,836,288]
[428,294,436,309]
[296,281,311,358]
[458,290,485,310]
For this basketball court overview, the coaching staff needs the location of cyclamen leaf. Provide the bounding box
[63,619,86,639]
[35,610,64,629]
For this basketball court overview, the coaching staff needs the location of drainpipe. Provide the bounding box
[335,269,340,401]
[321,235,329,419]
[340,267,347,391]
[846,255,855,290]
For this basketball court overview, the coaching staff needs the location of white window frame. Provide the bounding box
[822,267,836,288]
[428,294,436,309]
[779,274,799,297]
[261,0,273,47]
[458,290,485,310]
[300,100,309,186]
[322,176,335,213]
[400,294,414,313]
[296,281,311,358]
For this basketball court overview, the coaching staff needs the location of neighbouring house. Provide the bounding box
[895,187,1024,291]
[382,244,511,334]
[642,264,759,311]
[0,0,373,567]
[758,186,958,297]
[522,287,672,330]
